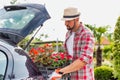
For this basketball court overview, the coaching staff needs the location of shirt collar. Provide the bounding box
[75,23,84,35]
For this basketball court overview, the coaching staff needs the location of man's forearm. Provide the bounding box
[60,59,87,75]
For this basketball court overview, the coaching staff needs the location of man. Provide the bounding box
[49,7,95,80]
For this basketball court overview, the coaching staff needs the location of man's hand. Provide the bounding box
[48,69,62,80]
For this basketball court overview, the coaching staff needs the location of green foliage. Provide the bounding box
[94,66,114,80]
[38,34,49,40]
[103,45,112,53]
[103,44,113,60]
[85,24,111,44]
[18,36,30,48]
[105,33,114,42]
[113,16,120,79]
[10,0,17,4]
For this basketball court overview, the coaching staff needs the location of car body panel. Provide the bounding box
[0,39,44,80]
[0,40,13,79]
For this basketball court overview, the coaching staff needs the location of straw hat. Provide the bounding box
[62,7,80,21]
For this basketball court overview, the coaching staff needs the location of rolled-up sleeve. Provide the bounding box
[78,33,95,64]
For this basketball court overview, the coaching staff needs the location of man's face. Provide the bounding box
[65,19,75,30]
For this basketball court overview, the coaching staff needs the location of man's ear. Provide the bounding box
[76,18,79,21]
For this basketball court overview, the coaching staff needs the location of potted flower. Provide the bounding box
[29,43,54,66]
[28,43,72,79]
[29,43,72,67]
[50,52,72,68]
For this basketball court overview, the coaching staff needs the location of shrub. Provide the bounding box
[94,66,114,80]
[113,16,120,79]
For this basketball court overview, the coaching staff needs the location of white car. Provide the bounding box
[0,3,50,80]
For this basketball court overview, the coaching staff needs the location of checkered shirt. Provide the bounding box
[64,24,95,80]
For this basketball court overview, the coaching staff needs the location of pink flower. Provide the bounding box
[54,58,58,62]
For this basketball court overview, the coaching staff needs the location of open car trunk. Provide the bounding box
[0,4,50,45]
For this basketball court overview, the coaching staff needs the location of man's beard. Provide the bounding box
[67,20,76,30]
[67,26,74,30]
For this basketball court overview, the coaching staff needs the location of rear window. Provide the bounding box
[0,7,35,30]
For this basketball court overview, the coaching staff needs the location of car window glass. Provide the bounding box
[0,51,7,80]
[0,8,35,29]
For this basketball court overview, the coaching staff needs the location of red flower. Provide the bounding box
[40,48,45,53]
[66,55,72,60]
[29,48,38,55]
[60,53,65,60]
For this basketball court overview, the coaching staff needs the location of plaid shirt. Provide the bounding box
[64,24,95,80]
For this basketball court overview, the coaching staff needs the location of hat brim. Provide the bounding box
[61,12,80,21]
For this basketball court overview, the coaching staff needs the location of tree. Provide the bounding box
[38,34,48,40]
[85,24,110,66]
[104,32,114,42]
[113,16,120,79]
[10,0,17,4]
